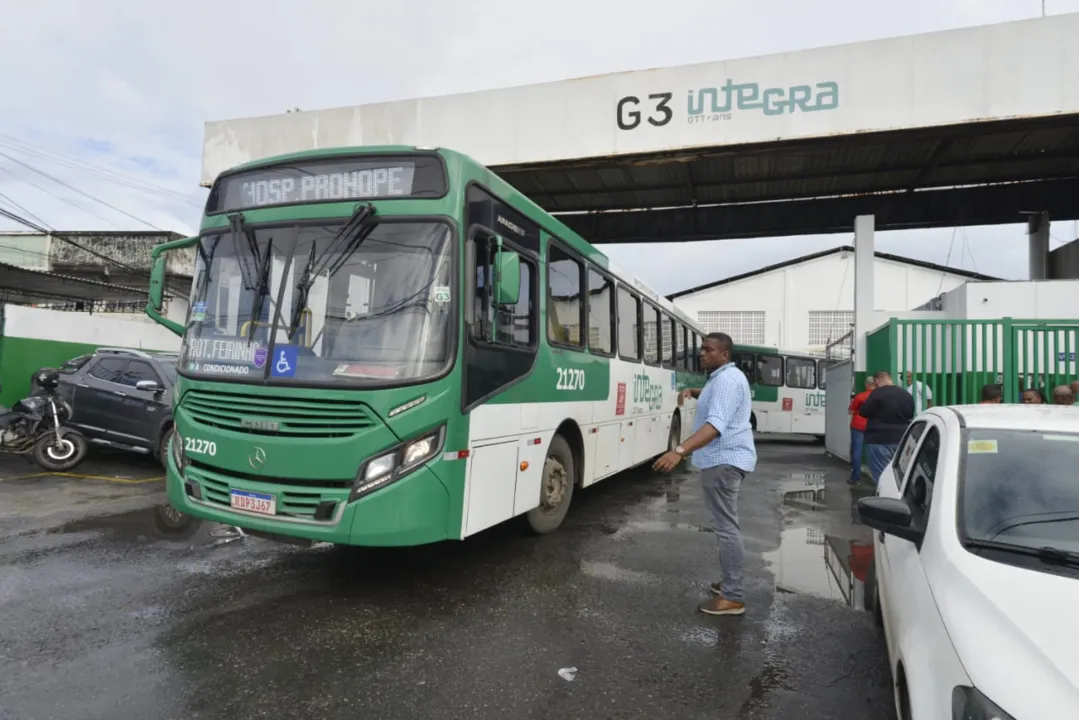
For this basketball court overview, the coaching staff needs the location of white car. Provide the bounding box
[858,404,1079,720]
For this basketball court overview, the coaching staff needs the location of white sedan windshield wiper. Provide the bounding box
[964,538,1079,568]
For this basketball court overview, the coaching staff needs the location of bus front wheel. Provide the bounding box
[525,434,575,535]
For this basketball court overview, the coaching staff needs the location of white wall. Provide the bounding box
[671,252,974,351]
[5,305,181,351]
[940,280,1079,320]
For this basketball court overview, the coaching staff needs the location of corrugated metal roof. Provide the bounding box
[496,115,1079,224]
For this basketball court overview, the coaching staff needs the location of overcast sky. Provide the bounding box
[2,0,1078,295]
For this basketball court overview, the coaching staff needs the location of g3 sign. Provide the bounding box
[616,78,840,131]
[616,94,673,130]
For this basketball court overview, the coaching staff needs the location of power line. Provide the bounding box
[0,153,167,231]
[0,190,50,229]
[0,133,203,208]
[0,166,125,229]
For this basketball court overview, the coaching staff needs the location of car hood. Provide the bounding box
[935,550,1079,716]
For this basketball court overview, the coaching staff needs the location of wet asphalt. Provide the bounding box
[0,441,892,720]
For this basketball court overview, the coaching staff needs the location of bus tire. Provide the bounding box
[667,413,681,453]
[524,434,575,535]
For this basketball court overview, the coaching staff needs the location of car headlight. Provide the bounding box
[351,425,446,501]
[171,427,187,473]
[952,686,1015,720]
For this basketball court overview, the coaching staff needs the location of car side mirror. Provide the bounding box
[857,496,925,545]
[136,380,162,394]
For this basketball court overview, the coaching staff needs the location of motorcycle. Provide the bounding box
[0,369,88,472]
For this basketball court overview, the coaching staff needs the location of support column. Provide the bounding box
[1028,211,1050,281]
[853,215,875,374]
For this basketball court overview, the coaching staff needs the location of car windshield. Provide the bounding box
[178,220,454,385]
[961,428,1079,555]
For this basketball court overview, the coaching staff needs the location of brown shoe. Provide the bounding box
[698,596,746,616]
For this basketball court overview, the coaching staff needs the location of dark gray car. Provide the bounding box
[53,348,177,467]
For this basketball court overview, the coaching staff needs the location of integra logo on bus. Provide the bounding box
[633,373,664,411]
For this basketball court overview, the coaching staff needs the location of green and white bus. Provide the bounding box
[146,146,709,546]
[730,344,829,438]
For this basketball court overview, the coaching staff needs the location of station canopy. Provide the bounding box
[202,13,1079,243]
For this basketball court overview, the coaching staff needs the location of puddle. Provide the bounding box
[51,504,219,545]
[607,518,709,539]
[763,525,873,611]
[579,560,662,585]
[778,471,828,511]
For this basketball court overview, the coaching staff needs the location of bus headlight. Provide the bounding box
[351,425,446,501]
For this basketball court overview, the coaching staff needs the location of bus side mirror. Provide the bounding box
[148,255,166,313]
[494,249,520,306]
[145,235,198,337]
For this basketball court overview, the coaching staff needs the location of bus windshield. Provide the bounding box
[179,220,454,385]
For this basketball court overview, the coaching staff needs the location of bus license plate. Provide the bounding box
[230,489,276,516]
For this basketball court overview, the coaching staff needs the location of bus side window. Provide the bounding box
[586,266,615,355]
[786,357,817,389]
[817,359,828,389]
[547,242,584,348]
[661,314,676,369]
[643,304,661,365]
[676,324,687,370]
[470,234,535,348]
[758,355,783,386]
[616,286,641,361]
[733,352,756,382]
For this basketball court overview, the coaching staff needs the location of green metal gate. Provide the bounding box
[865,318,1079,404]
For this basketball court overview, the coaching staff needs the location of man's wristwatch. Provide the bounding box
[674,445,686,456]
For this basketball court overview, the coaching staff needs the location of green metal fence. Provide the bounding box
[865,318,1079,404]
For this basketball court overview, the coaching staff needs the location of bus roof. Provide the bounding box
[736,343,830,358]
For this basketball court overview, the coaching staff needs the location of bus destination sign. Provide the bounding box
[210,156,446,213]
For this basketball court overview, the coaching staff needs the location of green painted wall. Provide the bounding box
[0,336,99,407]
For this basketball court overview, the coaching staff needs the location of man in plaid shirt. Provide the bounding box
[654,332,757,616]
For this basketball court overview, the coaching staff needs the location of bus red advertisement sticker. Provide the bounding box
[782,397,793,411]
[616,382,626,415]
[333,364,399,379]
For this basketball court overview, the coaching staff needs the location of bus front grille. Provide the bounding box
[183,390,376,438]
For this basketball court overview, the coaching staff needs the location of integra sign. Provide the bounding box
[617,78,840,130]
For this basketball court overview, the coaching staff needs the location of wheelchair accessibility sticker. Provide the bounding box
[271,346,299,378]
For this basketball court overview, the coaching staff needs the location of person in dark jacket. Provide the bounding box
[858,370,915,485]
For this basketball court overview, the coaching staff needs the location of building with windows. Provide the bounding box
[667,246,996,353]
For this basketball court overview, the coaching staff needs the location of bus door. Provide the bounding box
[754,354,789,432]
[787,356,825,435]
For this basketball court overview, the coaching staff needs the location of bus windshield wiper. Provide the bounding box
[964,538,1079,568]
[227,212,260,290]
[287,202,377,343]
[247,237,274,341]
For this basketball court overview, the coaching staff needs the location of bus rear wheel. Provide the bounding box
[524,434,575,535]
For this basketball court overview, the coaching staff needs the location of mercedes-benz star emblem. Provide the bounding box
[249,446,266,470]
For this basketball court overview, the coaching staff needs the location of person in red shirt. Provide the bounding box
[848,376,876,485]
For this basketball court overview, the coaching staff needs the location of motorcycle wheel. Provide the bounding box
[32,432,88,472]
